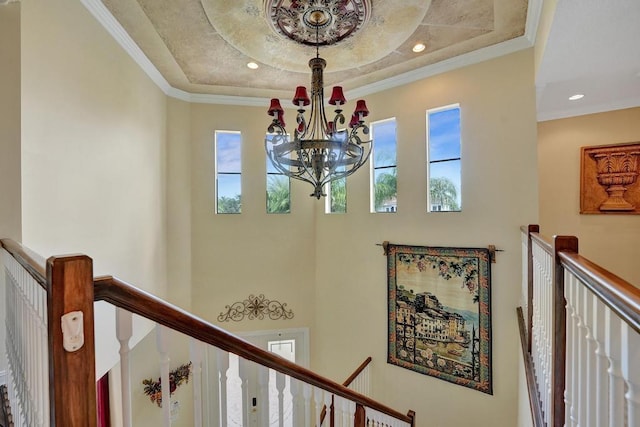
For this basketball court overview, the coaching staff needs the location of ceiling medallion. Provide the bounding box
[265,0,372,46]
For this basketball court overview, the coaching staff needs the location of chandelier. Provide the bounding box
[265,2,373,199]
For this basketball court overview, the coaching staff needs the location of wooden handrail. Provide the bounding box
[0,238,47,288]
[93,276,414,424]
[559,251,640,334]
[530,232,553,255]
[343,356,372,387]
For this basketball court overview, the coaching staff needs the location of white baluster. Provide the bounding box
[621,321,640,427]
[257,365,269,426]
[582,285,597,427]
[116,308,133,427]
[564,272,576,427]
[289,378,300,427]
[189,339,205,427]
[216,348,229,427]
[605,307,624,427]
[301,382,312,427]
[238,357,249,426]
[276,371,286,427]
[575,283,587,426]
[156,325,172,427]
[591,293,609,427]
[323,391,332,427]
[205,348,221,426]
[314,387,324,427]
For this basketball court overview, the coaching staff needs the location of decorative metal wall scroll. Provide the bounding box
[386,244,493,394]
[218,294,294,322]
[580,142,640,214]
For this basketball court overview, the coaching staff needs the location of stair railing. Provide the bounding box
[0,238,415,427]
[95,275,415,427]
[519,225,640,427]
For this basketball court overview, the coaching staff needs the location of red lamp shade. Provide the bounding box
[268,98,284,116]
[354,100,369,117]
[328,86,346,106]
[292,86,310,107]
[326,121,336,135]
[349,113,359,128]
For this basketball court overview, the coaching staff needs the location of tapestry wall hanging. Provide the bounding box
[386,244,493,394]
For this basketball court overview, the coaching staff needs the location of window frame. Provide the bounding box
[369,117,398,214]
[215,130,242,214]
[426,104,462,213]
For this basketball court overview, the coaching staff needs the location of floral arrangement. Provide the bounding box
[142,362,192,407]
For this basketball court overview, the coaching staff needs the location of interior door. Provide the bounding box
[241,328,309,427]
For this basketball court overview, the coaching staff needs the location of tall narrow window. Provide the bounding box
[215,131,242,214]
[326,176,347,213]
[371,118,397,213]
[266,134,291,213]
[427,105,461,212]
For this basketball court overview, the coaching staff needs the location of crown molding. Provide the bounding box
[0,0,20,4]
[537,97,640,122]
[82,0,543,107]
[80,0,171,92]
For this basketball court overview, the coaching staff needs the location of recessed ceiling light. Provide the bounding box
[568,94,584,101]
[412,43,426,53]
[247,62,259,70]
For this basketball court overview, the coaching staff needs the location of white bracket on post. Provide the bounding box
[61,311,84,352]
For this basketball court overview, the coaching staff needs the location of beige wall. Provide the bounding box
[189,104,317,332]
[20,0,168,376]
[186,49,538,426]
[538,107,640,286]
[167,98,192,309]
[312,49,538,427]
[0,1,22,377]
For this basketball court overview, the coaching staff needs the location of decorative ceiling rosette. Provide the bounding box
[264,0,372,46]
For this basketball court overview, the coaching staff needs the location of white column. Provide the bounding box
[156,325,172,427]
[116,308,133,427]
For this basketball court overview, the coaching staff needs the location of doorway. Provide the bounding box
[220,328,309,427]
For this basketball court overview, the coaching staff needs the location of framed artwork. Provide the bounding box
[580,142,640,214]
[386,244,492,394]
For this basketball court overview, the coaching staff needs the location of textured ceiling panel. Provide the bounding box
[101,0,528,97]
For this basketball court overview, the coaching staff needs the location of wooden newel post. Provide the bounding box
[407,409,416,427]
[551,235,578,427]
[47,255,97,427]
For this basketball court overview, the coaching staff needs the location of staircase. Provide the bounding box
[0,238,415,427]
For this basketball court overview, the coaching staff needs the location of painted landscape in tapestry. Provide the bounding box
[393,252,481,382]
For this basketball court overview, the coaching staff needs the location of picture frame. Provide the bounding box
[386,244,492,394]
[580,142,640,214]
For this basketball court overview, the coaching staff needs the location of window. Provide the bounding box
[370,118,397,213]
[427,105,461,212]
[326,174,347,214]
[266,134,291,214]
[215,131,242,214]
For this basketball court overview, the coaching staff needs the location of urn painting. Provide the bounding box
[580,142,640,214]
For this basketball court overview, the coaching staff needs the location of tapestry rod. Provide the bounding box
[376,241,504,263]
